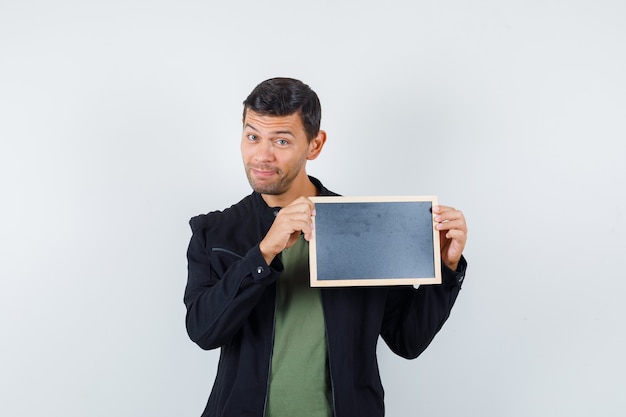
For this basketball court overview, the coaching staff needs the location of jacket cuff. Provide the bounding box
[441,255,467,287]
[246,244,284,284]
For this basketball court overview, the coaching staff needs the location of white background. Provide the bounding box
[1,1,624,416]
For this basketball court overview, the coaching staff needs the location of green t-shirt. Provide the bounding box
[266,235,333,417]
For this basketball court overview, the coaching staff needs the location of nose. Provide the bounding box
[254,140,275,162]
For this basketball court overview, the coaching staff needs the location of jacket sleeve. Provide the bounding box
[183,217,282,350]
[380,257,467,359]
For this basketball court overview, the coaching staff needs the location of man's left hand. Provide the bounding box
[433,205,467,271]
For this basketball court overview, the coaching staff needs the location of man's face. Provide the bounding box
[241,110,312,196]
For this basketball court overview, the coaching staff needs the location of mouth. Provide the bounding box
[250,167,278,178]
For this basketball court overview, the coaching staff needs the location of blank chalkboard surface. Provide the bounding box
[309,196,441,287]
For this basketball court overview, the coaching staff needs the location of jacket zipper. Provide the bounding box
[322,293,339,417]
[211,247,244,259]
[262,285,278,417]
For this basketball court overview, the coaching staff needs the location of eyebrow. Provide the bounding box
[244,123,296,137]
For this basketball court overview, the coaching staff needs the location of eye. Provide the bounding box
[247,134,258,141]
[276,139,289,146]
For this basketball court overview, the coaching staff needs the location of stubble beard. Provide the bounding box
[245,158,305,196]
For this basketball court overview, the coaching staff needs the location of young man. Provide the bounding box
[184,77,468,417]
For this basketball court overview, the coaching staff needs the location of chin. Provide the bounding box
[249,179,284,195]
[251,184,285,195]
[246,170,294,196]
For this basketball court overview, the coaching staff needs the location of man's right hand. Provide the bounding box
[259,197,315,265]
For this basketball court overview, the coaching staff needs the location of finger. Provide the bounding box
[278,216,314,234]
[443,228,467,243]
[277,212,315,231]
[432,205,455,214]
[433,205,464,217]
[435,218,467,232]
[433,210,465,223]
[279,205,313,222]
[286,196,315,212]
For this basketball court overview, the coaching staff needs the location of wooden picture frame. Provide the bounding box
[309,196,441,287]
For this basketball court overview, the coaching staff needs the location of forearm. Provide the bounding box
[382,257,467,359]
[184,243,280,350]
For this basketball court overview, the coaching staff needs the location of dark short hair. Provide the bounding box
[243,77,322,141]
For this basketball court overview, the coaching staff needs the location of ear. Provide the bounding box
[306,130,327,161]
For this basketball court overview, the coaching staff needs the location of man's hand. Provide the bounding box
[433,205,467,271]
[259,197,315,265]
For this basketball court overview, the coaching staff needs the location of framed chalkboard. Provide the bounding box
[309,196,441,287]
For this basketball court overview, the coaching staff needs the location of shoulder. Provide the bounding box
[309,176,341,197]
[187,193,263,257]
[189,193,256,233]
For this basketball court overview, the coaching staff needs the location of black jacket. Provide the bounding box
[184,177,466,417]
